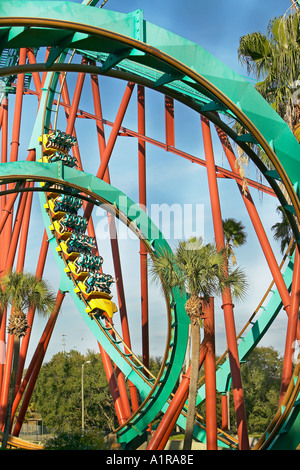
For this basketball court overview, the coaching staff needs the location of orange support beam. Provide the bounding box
[138,85,149,372]
[201,115,249,450]
[203,298,217,450]
[280,246,300,402]
[165,95,175,148]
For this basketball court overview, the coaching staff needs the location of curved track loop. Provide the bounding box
[35,60,189,447]
[0,164,189,448]
[0,0,299,221]
[0,0,300,450]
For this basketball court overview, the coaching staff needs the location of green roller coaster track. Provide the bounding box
[0,0,300,450]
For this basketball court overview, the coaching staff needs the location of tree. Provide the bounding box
[0,270,56,449]
[238,11,300,251]
[149,237,247,450]
[271,206,294,255]
[222,218,247,265]
[238,11,300,138]
[31,350,119,434]
[240,347,283,433]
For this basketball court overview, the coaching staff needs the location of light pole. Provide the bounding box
[81,360,91,431]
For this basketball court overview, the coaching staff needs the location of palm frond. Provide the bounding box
[0,271,56,318]
[271,206,294,254]
[225,266,249,302]
[148,246,184,298]
[238,11,300,133]
[149,237,248,306]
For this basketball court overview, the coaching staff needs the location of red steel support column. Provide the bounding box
[138,85,149,372]
[83,79,135,217]
[15,182,34,272]
[201,115,249,450]
[11,180,35,395]
[83,81,135,222]
[221,393,229,431]
[280,246,300,402]
[165,95,175,149]
[65,57,87,136]
[0,96,9,274]
[76,80,135,222]
[158,391,189,450]
[41,47,51,89]
[96,81,135,181]
[59,74,105,274]
[0,189,30,428]
[203,298,217,450]
[10,48,26,164]
[0,310,7,396]
[26,48,42,96]
[0,100,3,130]
[5,191,29,271]
[0,150,36,240]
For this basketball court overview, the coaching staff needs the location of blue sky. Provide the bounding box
[21,0,295,365]
[87,0,290,72]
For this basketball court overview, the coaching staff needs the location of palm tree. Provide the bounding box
[149,237,247,450]
[238,11,300,250]
[0,271,56,449]
[222,218,247,265]
[238,10,300,138]
[271,206,294,255]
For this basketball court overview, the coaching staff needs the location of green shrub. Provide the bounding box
[44,429,111,450]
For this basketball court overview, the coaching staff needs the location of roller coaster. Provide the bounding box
[0,0,299,451]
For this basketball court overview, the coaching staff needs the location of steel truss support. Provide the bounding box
[204,298,217,450]
[165,95,175,149]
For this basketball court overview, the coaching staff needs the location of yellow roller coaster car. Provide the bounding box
[66,259,89,281]
[85,297,118,320]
